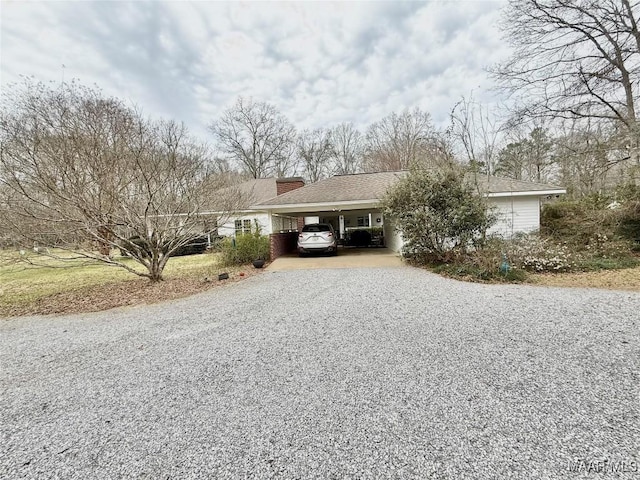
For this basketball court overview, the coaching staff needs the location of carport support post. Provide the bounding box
[339,215,345,240]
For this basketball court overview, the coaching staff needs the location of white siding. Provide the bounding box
[218,213,271,237]
[384,196,542,252]
[487,196,541,237]
[383,215,403,253]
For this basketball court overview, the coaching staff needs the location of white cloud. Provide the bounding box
[0,0,510,140]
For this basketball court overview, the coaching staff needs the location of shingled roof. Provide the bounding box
[233,178,279,207]
[255,172,403,206]
[204,177,279,212]
[254,171,564,207]
[480,175,566,195]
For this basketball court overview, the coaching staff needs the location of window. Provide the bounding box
[234,219,252,235]
[302,224,332,233]
[357,216,370,227]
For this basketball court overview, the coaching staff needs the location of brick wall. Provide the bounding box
[276,177,305,196]
[270,231,299,260]
[269,178,305,260]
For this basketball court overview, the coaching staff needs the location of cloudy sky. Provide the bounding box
[1,0,510,140]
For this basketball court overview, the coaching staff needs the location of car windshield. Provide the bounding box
[302,224,331,233]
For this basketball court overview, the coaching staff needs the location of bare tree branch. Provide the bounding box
[492,0,640,134]
[297,128,333,183]
[363,108,439,172]
[0,79,240,282]
[327,122,363,175]
[211,97,297,178]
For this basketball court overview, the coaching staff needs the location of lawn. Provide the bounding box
[528,265,640,291]
[0,250,255,317]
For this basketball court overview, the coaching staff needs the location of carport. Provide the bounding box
[250,172,406,260]
[264,205,401,260]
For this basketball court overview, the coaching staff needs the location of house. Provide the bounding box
[248,171,566,259]
[209,177,305,237]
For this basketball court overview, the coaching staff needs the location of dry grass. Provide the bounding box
[528,266,640,291]
[0,251,261,317]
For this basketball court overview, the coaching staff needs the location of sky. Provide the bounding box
[0,0,510,141]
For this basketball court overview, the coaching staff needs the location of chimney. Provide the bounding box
[276,177,305,196]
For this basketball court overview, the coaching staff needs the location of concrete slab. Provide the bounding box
[266,247,404,271]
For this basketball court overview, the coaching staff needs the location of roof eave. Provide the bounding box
[250,199,382,213]
[487,189,567,197]
[248,188,567,213]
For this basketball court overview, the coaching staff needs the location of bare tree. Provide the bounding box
[554,119,632,195]
[0,80,238,282]
[493,0,640,137]
[328,122,363,175]
[297,128,333,183]
[363,108,438,172]
[211,97,297,179]
[450,95,504,175]
[419,131,460,171]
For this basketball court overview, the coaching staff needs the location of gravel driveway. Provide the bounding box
[1,267,639,479]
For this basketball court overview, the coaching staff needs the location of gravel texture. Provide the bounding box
[1,267,639,479]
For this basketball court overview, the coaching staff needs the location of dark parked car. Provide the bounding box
[171,235,209,256]
[349,229,372,247]
[119,235,209,258]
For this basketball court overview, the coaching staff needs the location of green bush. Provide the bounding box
[617,200,640,241]
[542,196,640,244]
[507,234,578,272]
[541,198,640,267]
[431,229,638,283]
[501,268,529,282]
[220,233,270,266]
[432,256,528,283]
[541,201,614,242]
[425,236,526,283]
[383,166,496,263]
[504,233,638,273]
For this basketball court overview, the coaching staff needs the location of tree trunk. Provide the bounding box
[96,226,113,257]
[148,256,164,282]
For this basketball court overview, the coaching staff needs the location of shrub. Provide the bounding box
[383,166,495,263]
[617,200,640,242]
[542,196,640,244]
[431,251,528,283]
[541,200,614,243]
[220,233,270,266]
[507,235,578,272]
[540,197,640,269]
[504,233,638,273]
[208,235,225,252]
[423,236,526,283]
[431,229,638,283]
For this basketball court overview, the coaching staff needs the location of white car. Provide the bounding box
[297,223,338,256]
